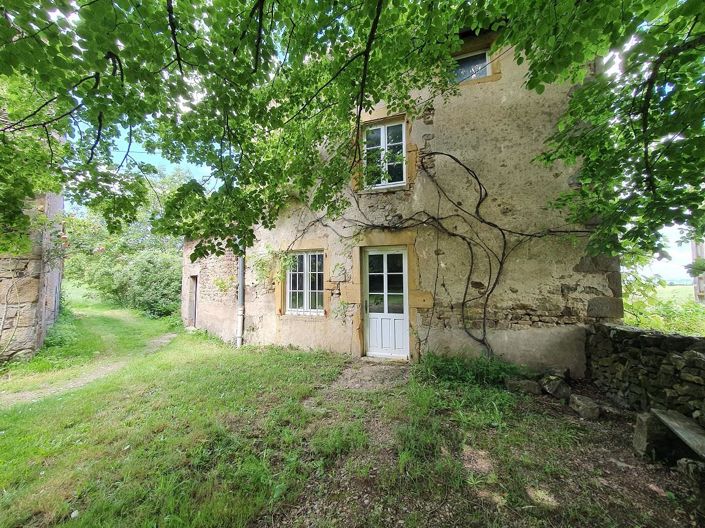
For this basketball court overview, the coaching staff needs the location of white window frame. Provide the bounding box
[286,251,324,316]
[363,119,406,190]
[454,49,491,82]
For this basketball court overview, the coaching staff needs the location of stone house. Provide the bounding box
[0,194,64,363]
[182,32,623,376]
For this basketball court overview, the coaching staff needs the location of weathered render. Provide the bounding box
[0,194,63,363]
[182,33,622,376]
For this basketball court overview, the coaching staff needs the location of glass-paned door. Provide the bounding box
[364,248,408,359]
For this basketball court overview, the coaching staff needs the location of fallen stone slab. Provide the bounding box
[633,410,698,462]
[570,394,600,420]
[652,408,705,460]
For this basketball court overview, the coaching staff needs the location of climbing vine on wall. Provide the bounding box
[283,151,591,356]
[251,245,297,286]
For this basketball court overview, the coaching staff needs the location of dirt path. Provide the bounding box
[0,333,177,408]
[265,360,411,527]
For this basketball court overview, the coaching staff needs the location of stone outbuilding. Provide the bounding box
[0,194,63,363]
[182,32,622,376]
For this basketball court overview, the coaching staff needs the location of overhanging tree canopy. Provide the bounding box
[0,0,703,258]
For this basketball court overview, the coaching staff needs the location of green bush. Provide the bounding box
[42,308,79,348]
[124,250,182,317]
[625,298,705,336]
[63,171,186,318]
[67,249,181,317]
[415,353,521,386]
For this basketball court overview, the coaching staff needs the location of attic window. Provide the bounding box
[363,120,405,189]
[454,50,490,82]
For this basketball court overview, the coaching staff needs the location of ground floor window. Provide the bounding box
[286,252,324,315]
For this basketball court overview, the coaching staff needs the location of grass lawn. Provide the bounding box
[0,283,173,394]
[656,284,696,304]
[625,283,705,336]
[0,286,698,527]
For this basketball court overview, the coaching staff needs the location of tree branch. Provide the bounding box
[353,0,385,164]
[105,50,125,84]
[639,32,705,195]
[1,73,100,133]
[166,0,185,76]
[283,50,365,125]
[252,0,265,73]
[117,124,132,172]
[86,111,104,165]
[43,125,54,165]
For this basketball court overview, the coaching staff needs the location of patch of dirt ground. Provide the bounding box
[326,360,410,391]
[0,333,177,408]
[257,365,700,527]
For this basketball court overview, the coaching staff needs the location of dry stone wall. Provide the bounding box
[587,323,705,427]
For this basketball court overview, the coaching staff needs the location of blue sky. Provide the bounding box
[645,225,693,282]
[113,138,211,181]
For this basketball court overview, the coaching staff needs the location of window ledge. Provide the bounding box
[358,182,409,195]
[458,72,502,87]
[280,312,326,320]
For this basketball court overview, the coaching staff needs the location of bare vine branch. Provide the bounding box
[282,148,592,356]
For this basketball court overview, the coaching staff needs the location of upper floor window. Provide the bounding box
[286,251,324,315]
[454,50,490,82]
[363,120,405,189]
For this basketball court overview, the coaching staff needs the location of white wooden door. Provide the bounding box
[364,248,409,359]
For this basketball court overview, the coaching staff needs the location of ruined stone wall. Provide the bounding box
[181,239,239,342]
[0,194,63,363]
[587,324,705,427]
[181,37,623,375]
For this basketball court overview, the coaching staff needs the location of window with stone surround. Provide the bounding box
[363,119,406,189]
[454,49,490,82]
[286,251,324,315]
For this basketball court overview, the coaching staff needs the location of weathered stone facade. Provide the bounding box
[182,33,622,376]
[0,194,63,363]
[181,240,240,341]
[587,323,705,427]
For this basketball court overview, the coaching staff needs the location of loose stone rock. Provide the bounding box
[540,375,571,401]
[569,394,600,420]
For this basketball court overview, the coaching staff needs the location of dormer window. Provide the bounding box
[454,50,490,82]
[363,120,406,189]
